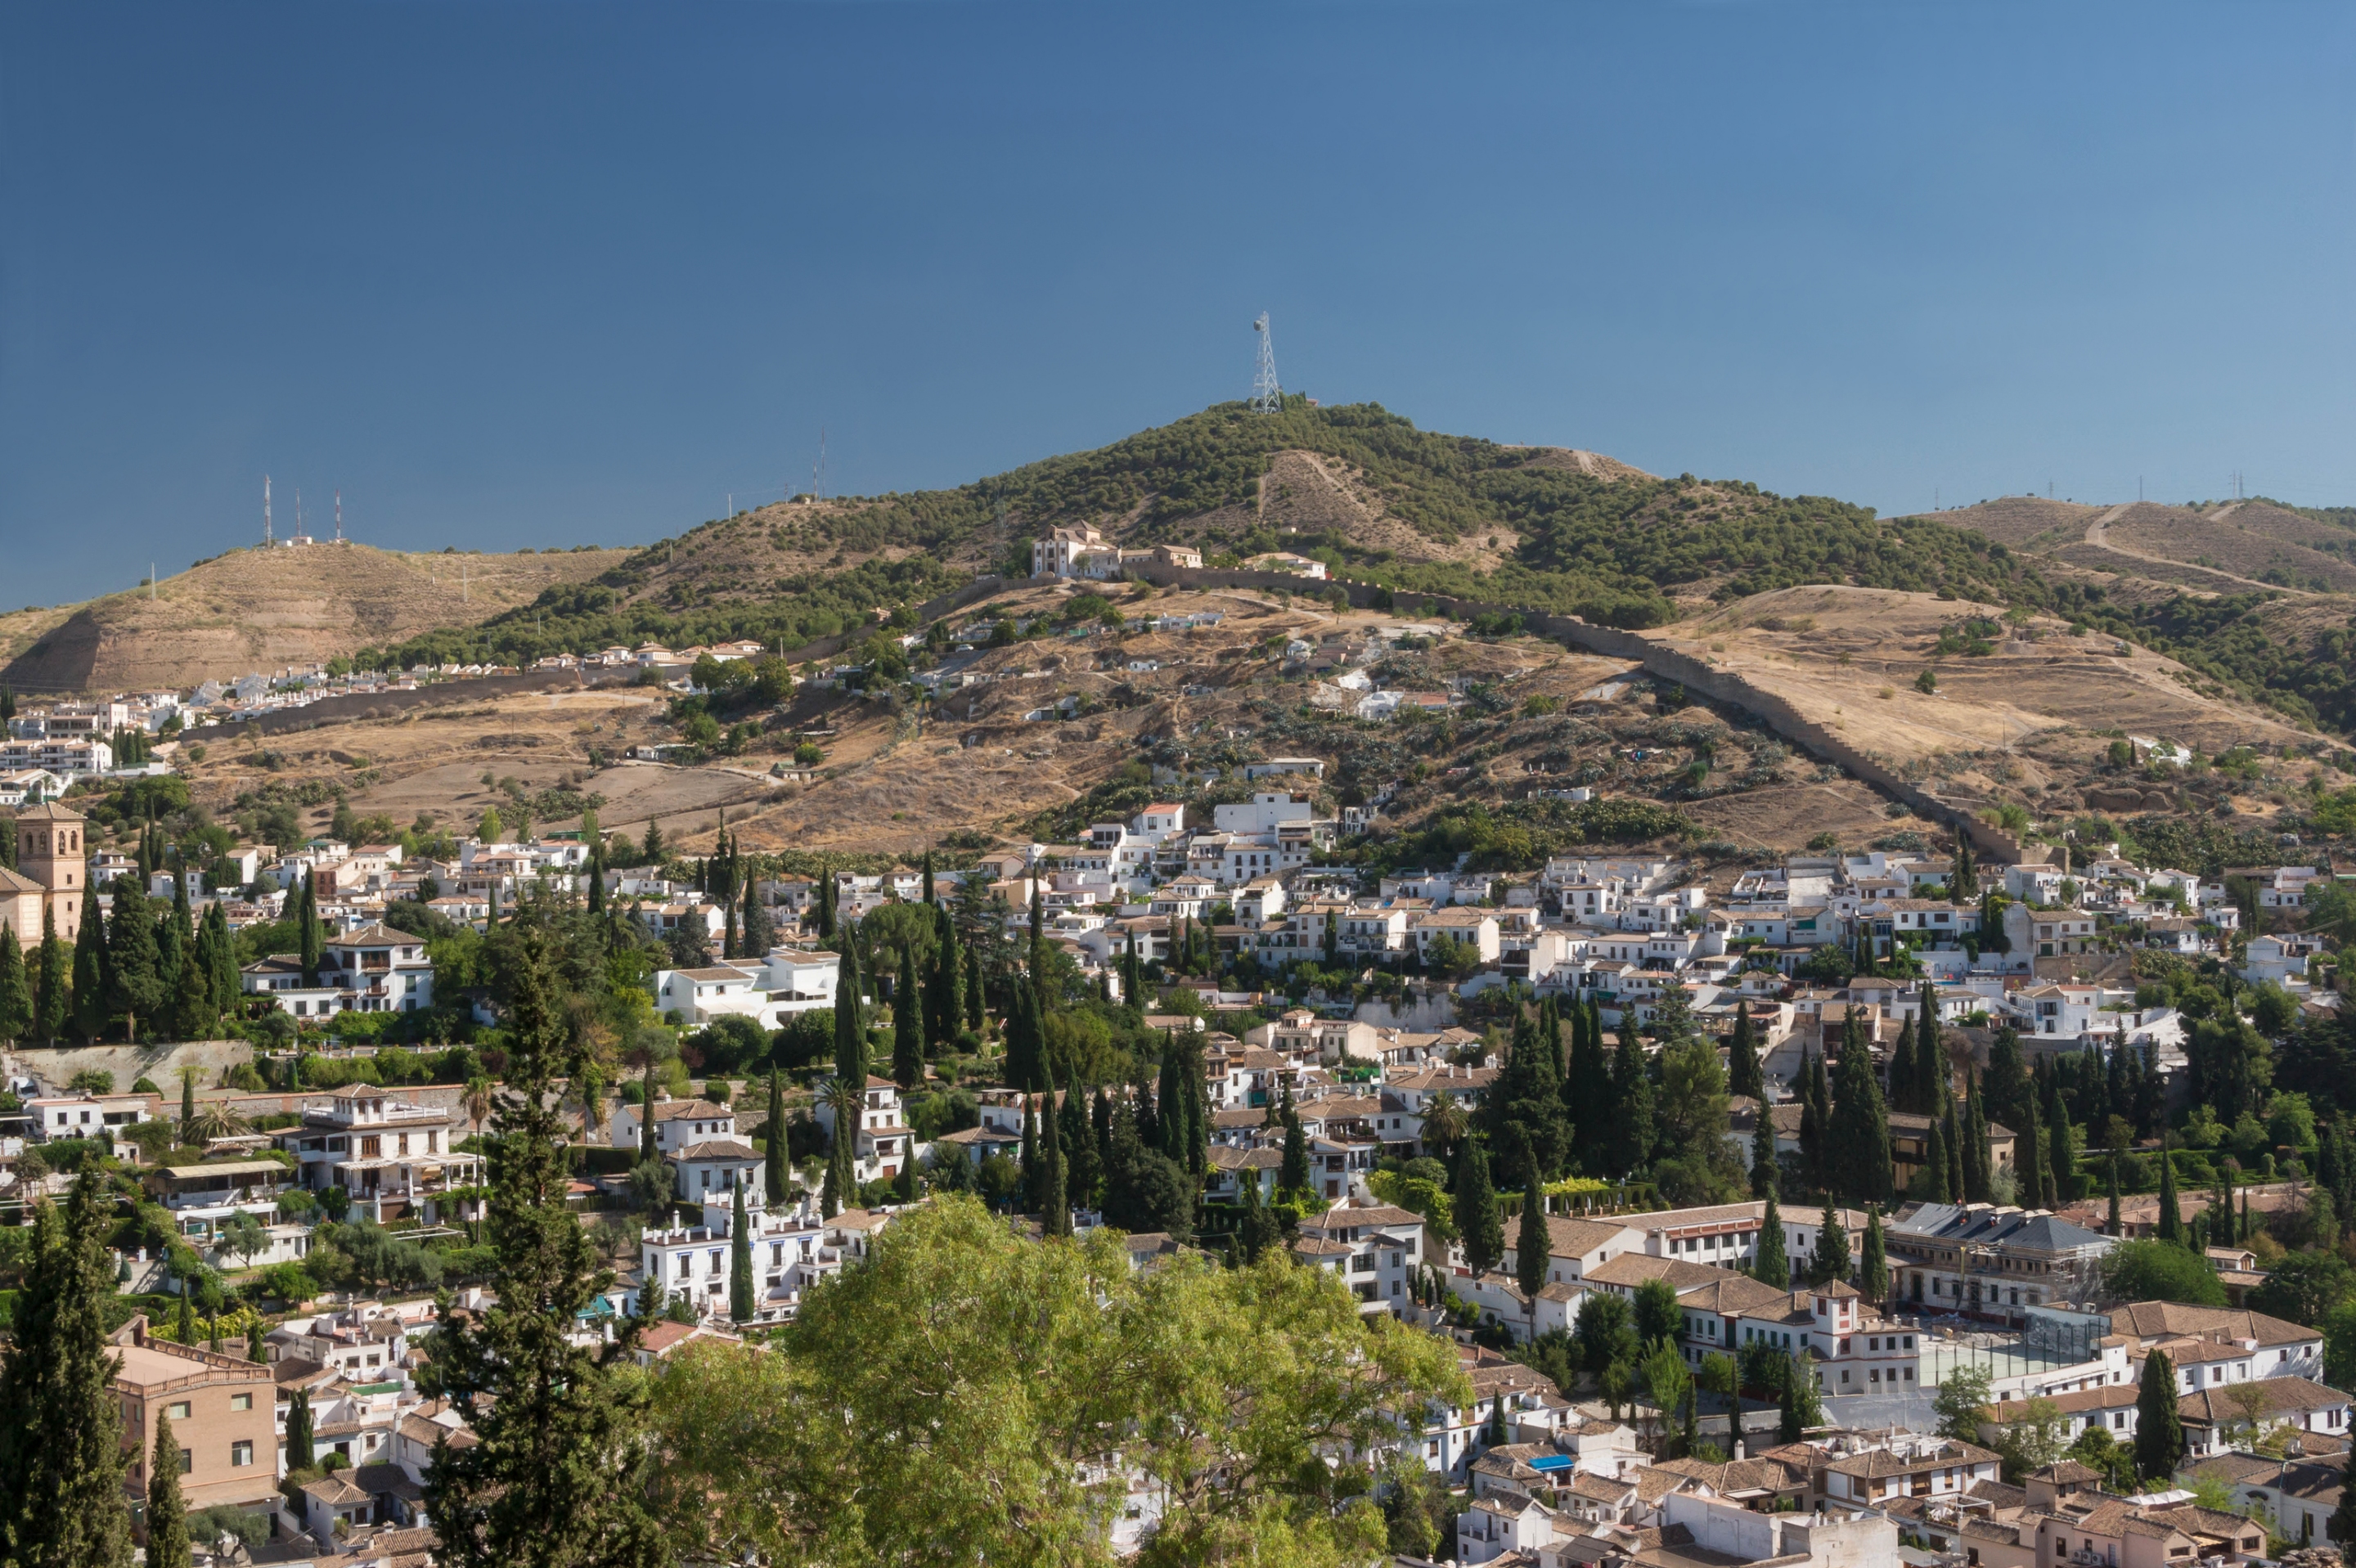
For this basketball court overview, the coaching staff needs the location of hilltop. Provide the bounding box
[0,542,632,694]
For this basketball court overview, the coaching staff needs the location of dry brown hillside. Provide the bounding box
[1,543,634,694]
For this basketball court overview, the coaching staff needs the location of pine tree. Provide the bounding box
[1606,1027,1652,1178]
[0,1175,133,1567]
[1727,1004,1761,1102]
[729,1175,753,1323]
[834,934,866,1086]
[147,1411,191,1568]
[1457,1139,1504,1276]
[286,1387,314,1470]
[892,942,924,1090]
[420,912,666,1566]
[764,1071,787,1206]
[2134,1349,2185,1482]
[1754,1187,1790,1289]
[2157,1139,2183,1245]
[1922,1115,1952,1202]
[1806,1194,1851,1286]
[106,880,165,1044]
[34,904,69,1045]
[1861,1206,1889,1303]
[0,927,29,1047]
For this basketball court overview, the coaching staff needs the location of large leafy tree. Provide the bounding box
[420,913,666,1567]
[0,1173,133,1568]
[644,1197,1468,1566]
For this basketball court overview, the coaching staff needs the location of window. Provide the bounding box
[231,1393,252,1412]
[178,1449,192,1475]
[167,1401,191,1421]
[232,1440,254,1467]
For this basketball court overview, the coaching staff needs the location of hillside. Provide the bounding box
[0,542,633,695]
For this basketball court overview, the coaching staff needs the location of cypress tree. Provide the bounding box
[286,1387,313,1469]
[2017,1107,2045,1211]
[721,893,736,960]
[1605,1027,1652,1179]
[741,878,771,957]
[637,1058,659,1169]
[2329,1441,2356,1560]
[34,904,69,1045]
[1750,1103,1779,1198]
[148,1411,191,1568]
[1279,1088,1310,1196]
[299,870,323,986]
[2157,1139,2183,1245]
[106,880,165,1044]
[1797,1050,1826,1192]
[1952,833,1977,901]
[1019,1099,1040,1211]
[816,866,835,937]
[1806,1194,1851,1286]
[1861,1206,1890,1304]
[1040,1085,1068,1237]
[1963,1069,1991,1202]
[964,941,984,1035]
[586,841,605,914]
[1120,932,1143,1010]
[1516,1182,1549,1321]
[2106,1152,2123,1237]
[928,905,960,1051]
[1457,1139,1504,1276]
[72,887,109,1044]
[1922,1115,1952,1202]
[729,1175,753,1323]
[1727,1004,1761,1101]
[764,1070,787,1207]
[1945,1095,1967,1203]
[892,941,924,1090]
[1828,1009,1894,1203]
[180,1066,196,1134]
[1915,986,1945,1115]
[0,927,29,1047]
[922,849,936,908]
[1754,1186,1790,1289]
[2044,1076,2075,1206]
[1985,1026,2030,1142]
[2134,1349,2185,1481]
[1061,1067,1099,1210]
[1886,1009,1915,1118]
[833,933,866,1086]
[0,1175,133,1567]
[417,911,667,1565]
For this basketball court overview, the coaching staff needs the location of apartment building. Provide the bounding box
[110,1322,280,1525]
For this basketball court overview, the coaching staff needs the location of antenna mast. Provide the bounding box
[264,475,273,545]
[1250,313,1282,415]
[813,429,829,501]
[335,490,344,543]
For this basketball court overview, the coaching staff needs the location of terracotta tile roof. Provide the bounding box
[2109,1301,2318,1347]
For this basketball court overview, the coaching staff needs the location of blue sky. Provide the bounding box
[3,3,2353,607]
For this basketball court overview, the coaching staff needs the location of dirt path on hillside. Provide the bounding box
[2080,501,2303,595]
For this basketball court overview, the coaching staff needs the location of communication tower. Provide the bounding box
[1250,313,1282,415]
[264,475,273,545]
[335,491,344,543]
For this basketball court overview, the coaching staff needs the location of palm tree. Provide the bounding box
[183,1103,251,1146]
[1422,1091,1468,1164]
[461,1077,492,1148]
[820,1074,866,1215]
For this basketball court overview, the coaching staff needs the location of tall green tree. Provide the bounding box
[891,941,924,1090]
[1951,833,1978,902]
[1860,1206,1890,1304]
[1805,1195,1851,1287]
[69,897,106,1045]
[298,871,323,986]
[1750,1103,1779,1198]
[763,1071,788,1207]
[1278,1090,1311,1197]
[740,879,771,958]
[1921,1116,1952,1203]
[1945,1096,1967,1203]
[2106,1152,2124,1237]
[1456,1139,1504,1277]
[730,1175,753,1324]
[33,905,69,1045]
[2133,1349,2185,1481]
[1828,1009,1894,1203]
[927,905,962,1051]
[1605,1027,1653,1179]
[420,913,667,1568]
[106,882,165,1044]
[820,1076,860,1220]
[2156,1140,2183,1246]
[1726,1004,1762,1101]
[147,1413,191,1568]
[1516,1182,1549,1337]
[833,934,866,1087]
[0,1175,133,1568]
[1754,1187,1790,1289]
[1985,1026,2031,1141]
[1963,1069,1992,1202]
[1039,1087,1069,1238]
[1914,986,1945,1115]
[286,1388,313,1470]
[0,927,30,1047]
[2044,1076,2076,1206]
